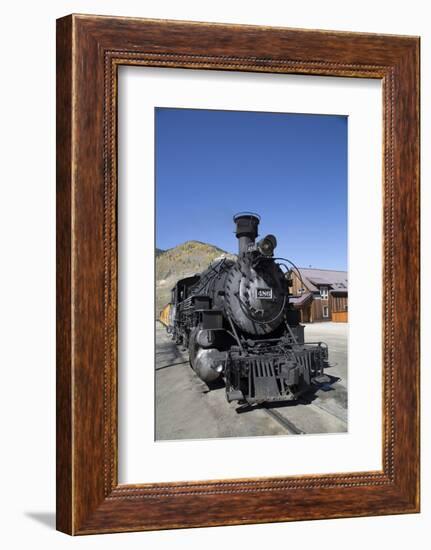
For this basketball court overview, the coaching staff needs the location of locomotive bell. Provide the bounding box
[257,234,277,256]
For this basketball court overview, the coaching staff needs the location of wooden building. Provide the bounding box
[289,268,348,323]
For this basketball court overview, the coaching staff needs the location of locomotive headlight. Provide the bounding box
[257,234,277,256]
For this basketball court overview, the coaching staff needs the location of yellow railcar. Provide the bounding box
[159,303,172,327]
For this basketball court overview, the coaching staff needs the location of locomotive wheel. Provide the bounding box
[188,328,198,368]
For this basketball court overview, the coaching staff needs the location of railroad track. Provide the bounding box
[262,400,346,435]
[262,406,305,435]
[155,359,189,371]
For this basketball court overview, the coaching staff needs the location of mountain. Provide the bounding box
[155,240,235,315]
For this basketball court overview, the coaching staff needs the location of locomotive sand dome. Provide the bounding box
[160,213,331,404]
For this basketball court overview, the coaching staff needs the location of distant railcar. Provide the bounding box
[159,303,172,328]
[160,213,329,404]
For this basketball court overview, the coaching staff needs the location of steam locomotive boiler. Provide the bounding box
[161,213,329,404]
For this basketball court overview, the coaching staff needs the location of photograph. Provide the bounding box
[155,107,348,440]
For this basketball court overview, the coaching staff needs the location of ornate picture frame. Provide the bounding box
[56,14,420,534]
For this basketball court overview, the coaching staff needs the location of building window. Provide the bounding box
[320,286,328,300]
[323,305,329,318]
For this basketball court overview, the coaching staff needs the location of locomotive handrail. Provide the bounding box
[253,255,306,292]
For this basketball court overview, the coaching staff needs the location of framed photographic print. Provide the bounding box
[56,14,420,535]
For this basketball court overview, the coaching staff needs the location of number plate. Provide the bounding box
[257,288,273,299]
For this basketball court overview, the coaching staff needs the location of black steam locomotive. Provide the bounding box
[161,213,329,404]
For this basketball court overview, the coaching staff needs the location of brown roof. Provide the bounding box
[289,291,313,308]
[297,268,348,293]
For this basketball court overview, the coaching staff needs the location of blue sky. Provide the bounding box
[155,108,347,271]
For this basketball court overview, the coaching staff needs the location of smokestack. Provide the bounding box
[233,213,260,255]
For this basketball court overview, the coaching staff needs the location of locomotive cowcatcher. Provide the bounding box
[160,213,330,404]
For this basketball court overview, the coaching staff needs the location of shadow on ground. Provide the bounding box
[25,512,55,530]
[202,378,226,392]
